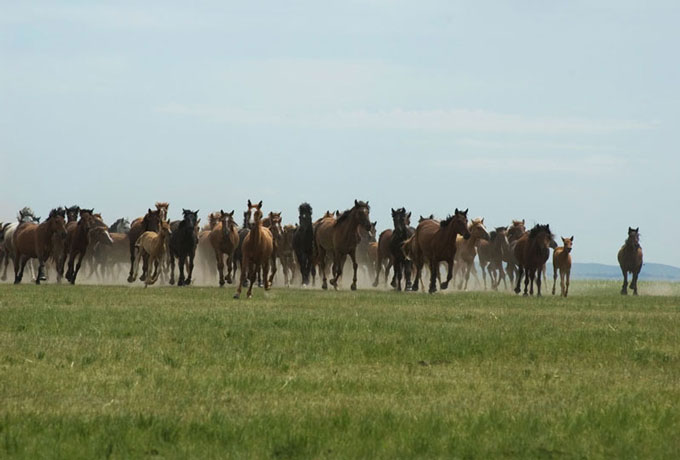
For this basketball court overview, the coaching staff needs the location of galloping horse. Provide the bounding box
[478,227,510,290]
[514,224,553,296]
[13,208,67,284]
[130,220,171,286]
[208,210,239,286]
[618,227,643,295]
[356,221,377,281]
[406,209,471,294]
[552,236,573,297]
[63,209,114,284]
[278,224,297,286]
[454,217,490,290]
[168,209,200,286]
[65,205,80,223]
[232,210,251,286]
[505,219,526,283]
[389,208,414,291]
[314,200,372,291]
[262,211,282,286]
[1,208,41,281]
[293,203,315,286]
[127,208,162,283]
[374,228,394,287]
[234,200,274,299]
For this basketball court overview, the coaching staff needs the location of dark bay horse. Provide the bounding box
[314,200,372,290]
[63,209,113,284]
[127,208,162,283]
[374,228,393,287]
[478,227,510,290]
[514,224,553,296]
[388,208,414,291]
[234,200,274,299]
[293,202,315,286]
[505,219,526,284]
[407,209,470,294]
[13,208,67,284]
[168,209,200,286]
[209,210,239,286]
[279,224,297,286]
[1,208,41,281]
[618,227,643,295]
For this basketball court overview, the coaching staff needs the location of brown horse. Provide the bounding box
[262,211,282,286]
[278,224,297,286]
[552,236,573,297]
[208,210,239,286]
[478,227,511,290]
[454,217,490,290]
[130,220,171,286]
[407,209,471,294]
[314,200,372,291]
[505,219,526,283]
[618,227,643,295]
[373,228,393,287]
[127,208,162,283]
[13,208,67,284]
[234,200,274,299]
[63,209,114,284]
[91,232,129,281]
[513,224,553,296]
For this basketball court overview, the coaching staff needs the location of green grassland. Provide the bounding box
[1,282,679,459]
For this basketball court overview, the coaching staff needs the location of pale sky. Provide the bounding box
[2,1,679,266]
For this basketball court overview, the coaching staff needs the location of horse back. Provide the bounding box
[243,226,274,263]
[14,223,39,258]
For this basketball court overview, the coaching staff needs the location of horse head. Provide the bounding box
[469,217,490,241]
[182,209,199,229]
[298,202,313,226]
[626,227,640,247]
[155,202,169,222]
[392,208,408,233]
[267,212,283,237]
[352,199,372,231]
[47,208,68,239]
[529,224,554,250]
[562,236,574,254]
[66,205,81,223]
[143,208,162,232]
[246,200,263,227]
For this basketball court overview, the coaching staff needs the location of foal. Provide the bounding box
[234,200,274,299]
[131,220,171,286]
[552,236,573,297]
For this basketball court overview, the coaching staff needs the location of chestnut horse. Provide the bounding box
[513,224,554,296]
[454,217,490,290]
[552,236,573,297]
[63,209,114,284]
[314,200,372,291]
[505,219,526,283]
[278,224,297,286]
[618,227,643,295]
[13,208,67,284]
[406,208,471,294]
[234,200,274,299]
[209,210,239,286]
[127,208,162,283]
[373,228,393,287]
[1,208,42,281]
[262,211,282,286]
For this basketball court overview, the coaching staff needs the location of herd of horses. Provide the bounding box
[0,202,645,297]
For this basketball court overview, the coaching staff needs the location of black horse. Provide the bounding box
[168,209,199,286]
[293,202,315,286]
[389,208,413,291]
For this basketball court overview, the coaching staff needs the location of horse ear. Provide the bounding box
[463,208,468,216]
[635,227,639,233]
[247,199,252,207]
[230,210,234,216]
[355,199,359,206]
[366,201,369,206]
[220,209,224,214]
[481,218,484,224]
[257,201,262,209]
[391,208,395,214]
[455,208,459,214]
[148,208,152,213]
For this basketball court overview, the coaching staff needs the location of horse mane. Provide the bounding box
[440,215,454,228]
[529,224,550,239]
[155,202,169,209]
[334,209,352,225]
[335,201,369,227]
[48,207,66,220]
[298,202,312,215]
[489,230,497,241]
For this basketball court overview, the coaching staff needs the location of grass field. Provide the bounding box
[1,281,679,459]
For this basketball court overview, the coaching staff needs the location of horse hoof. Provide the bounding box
[226,276,232,284]
[351,283,357,291]
[440,281,449,290]
[372,281,379,288]
[170,279,175,285]
[523,293,528,297]
[390,280,396,288]
[247,294,253,299]
[322,282,327,290]
[185,279,191,286]
[233,293,240,299]
[127,275,135,283]
[219,280,225,287]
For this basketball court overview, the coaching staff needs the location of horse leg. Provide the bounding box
[404,260,412,291]
[535,267,542,297]
[178,254,186,286]
[347,250,359,291]
[0,251,9,281]
[631,268,640,296]
[523,268,530,296]
[428,260,438,294]
[564,268,570,297]
[71,252,85,284]
[215,250,225,287]
[394,258,402,291]
[559,270,565,297]
[186,252,195,286]
[412,259,422,292]
[514,265,523,294]
[169,252,176,285]
[620,268,628,295]
[225,253,233,284]
[552,266,558,295]
[233,258,246,299]
[319,247,328,290]
[247,262,257,298]
[263,261,272,291]
[440,260,453,290]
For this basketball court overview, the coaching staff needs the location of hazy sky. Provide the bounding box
[2,1,679,265]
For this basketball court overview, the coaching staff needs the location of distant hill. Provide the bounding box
[571,263,680,281]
